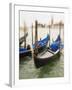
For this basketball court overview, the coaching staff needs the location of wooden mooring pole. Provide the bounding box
[32,23,33,45]
[35,20,38,55]
[24,22,26,48]
[59,21,62,51]
[49,25,51,47]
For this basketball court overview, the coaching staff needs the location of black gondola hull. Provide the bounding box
[34,51,60,68]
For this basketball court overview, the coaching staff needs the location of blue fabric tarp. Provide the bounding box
[19,48,27,52]
[50,35,61,52]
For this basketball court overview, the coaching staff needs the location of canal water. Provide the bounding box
[19,54,64,79]
[19,26,64,79]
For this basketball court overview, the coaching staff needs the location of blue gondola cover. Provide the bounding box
[50,35,61,52]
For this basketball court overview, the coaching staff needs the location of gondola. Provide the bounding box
[34,35,61,68]
[19,34,49,58]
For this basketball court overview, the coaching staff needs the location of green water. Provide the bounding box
[19,53,64,79]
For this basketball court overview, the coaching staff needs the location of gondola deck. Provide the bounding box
[37,49,53,59]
